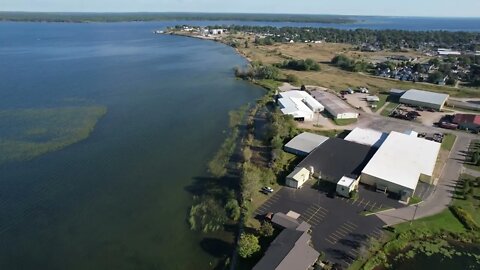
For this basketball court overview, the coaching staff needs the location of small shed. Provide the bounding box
[366,95,380,102]
[336,176,359,198]
[286,167,311,189]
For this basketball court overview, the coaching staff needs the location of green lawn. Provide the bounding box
[441,134,457,151]
[254,79,282,91]
[464,140,480,172]
[301,128,345,138]
[371,94,388,112]
[379,101,399,116]
[334,118,358,126]
[452,174,480,225]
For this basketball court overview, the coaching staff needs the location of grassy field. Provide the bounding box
[441,134,457,151]
[334,118,358,126]
[464,140,480,172]
[232,40,480,97]
[380,102,399,116]
[0,106,107,165]
[453,174,480,225]
[372,93,389,112]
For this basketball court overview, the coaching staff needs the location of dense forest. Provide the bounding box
[0,12,355,23]
[224,25,480,50]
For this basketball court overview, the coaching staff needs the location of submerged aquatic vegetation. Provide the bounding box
[0,106,107,165]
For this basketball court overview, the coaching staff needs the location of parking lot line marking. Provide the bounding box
[344,222,357,230]
[369,201,376,210]
[325,238,337,245]
[363,200,370,208]
[337,227,350,235]
[377,203,383,211]
[348,250,358,257]
[306,207,323,223]
[330,232,344,239]
[351,198,358,205]
[357,198,365,206]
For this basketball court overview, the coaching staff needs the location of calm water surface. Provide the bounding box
[0,22,262,270]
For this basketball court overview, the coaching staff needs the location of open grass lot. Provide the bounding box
[441,134,457,151]
[453,174,480,225]
[334,118,358,126]
[233,40,480,97]
[379,102,399,116]
[372,93,389,112]
[465,140,480,172]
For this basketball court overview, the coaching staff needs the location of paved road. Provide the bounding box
[375,135,471,226]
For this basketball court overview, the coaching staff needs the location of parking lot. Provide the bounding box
[254,182,400,268]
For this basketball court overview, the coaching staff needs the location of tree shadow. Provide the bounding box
[338,238,362,249]
[200,237,233,258]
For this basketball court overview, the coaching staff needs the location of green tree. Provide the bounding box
[238,233,261,258]
[225,198,241,221]
[259,221,274,237]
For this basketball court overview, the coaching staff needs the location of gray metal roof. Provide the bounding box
[390,88,406,95]
[253,228,319,270]
[310,90,356,116]
[272,213,300,229]
[400,89,449,106]
[284,132,329,155]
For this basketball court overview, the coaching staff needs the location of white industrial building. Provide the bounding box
[360,131,441,201]
[310,90,359,119]
[286,167,311,189]
[344,128,389,148]
[284,132,329,156]
[278,91,324,121]
[399,89,449,110]
[336,176,359,198]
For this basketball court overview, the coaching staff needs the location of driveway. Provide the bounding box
[375,135,471,225]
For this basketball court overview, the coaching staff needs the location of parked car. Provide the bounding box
[264,212,274,221]
[262,186,274,193]
[426,108,436,112]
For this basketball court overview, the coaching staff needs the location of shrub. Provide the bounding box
[450,206,479,230]
[259,221,274,237]
[238,233,261,258]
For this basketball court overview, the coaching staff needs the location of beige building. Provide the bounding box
[286,167,311,189]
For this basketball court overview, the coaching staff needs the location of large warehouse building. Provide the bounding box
[399,89,449,110]
[310,90,359,119]
[360,131,441,201]
[278,91,324,121]
[284,132,329,156]
[289,138,376,188]
[344,127,388,148]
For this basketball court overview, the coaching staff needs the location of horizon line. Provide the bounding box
[1,11,479,19]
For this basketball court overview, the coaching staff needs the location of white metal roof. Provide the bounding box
[284,132,329,154]
[279,91,324,112]
[286,167,311,182]
[400,89,449,106]
[337,176,356,188]
[310,90,356,117]
[279,97,313,119]
[344,128,388,148]
[361,131,441,191]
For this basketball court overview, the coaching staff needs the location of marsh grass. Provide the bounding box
[0,106,107,165]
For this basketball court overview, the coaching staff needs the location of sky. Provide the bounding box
[2,0,480,18]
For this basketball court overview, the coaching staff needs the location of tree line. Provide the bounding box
[223,25,480,50]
